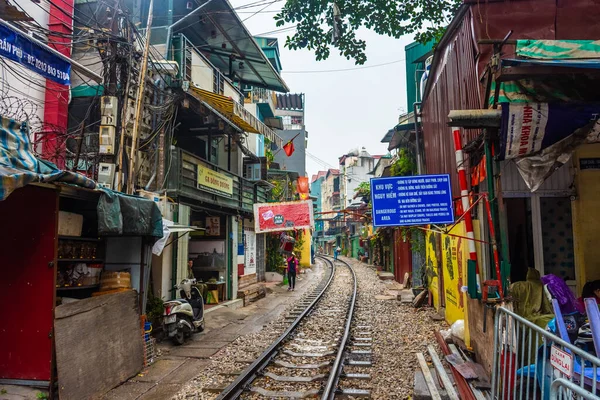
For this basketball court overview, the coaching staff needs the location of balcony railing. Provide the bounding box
[167,148,268,213]
[245,87,276,114]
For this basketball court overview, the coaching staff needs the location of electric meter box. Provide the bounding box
[98,163,115,189]
[100,96,118,126]
[99,125,116,155]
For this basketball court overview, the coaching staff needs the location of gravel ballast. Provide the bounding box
[173,257,446,400]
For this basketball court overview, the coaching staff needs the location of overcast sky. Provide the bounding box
[229,0,414,178]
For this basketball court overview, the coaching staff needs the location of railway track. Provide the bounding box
[216,256,371,399]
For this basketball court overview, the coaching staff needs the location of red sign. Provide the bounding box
[253,200,314,233]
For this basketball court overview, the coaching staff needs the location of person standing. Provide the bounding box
[287,252,298,291]
[333,247,338,260]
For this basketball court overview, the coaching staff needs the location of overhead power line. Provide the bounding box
[284,59,406,74]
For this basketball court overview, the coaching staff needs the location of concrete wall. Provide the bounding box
[0,3,49,134]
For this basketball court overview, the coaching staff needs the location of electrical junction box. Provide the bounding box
[98,163,115,189]
[100,96,118,126]
[99,125,116,155]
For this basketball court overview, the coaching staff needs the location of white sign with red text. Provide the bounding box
[550,345,573,378]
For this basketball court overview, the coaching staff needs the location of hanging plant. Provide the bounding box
[390,148,416,177]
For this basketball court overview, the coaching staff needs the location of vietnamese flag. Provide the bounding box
[283,140,295,157]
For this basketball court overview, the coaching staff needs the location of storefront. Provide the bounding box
[0,183,162,399]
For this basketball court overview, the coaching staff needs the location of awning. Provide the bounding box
[190,87,283,148]
[0,116,96,201]
[171,0,289,93]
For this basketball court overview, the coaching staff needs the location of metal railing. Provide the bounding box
[167,148,267,213]
[491,303,600,400]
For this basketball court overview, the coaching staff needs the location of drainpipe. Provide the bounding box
[164,0,215,59]
[413,102,423,175]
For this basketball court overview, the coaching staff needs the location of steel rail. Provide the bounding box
[216,255,337,400]
[321,256,358,400]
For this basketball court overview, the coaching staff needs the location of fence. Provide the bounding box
[491,302,600,400]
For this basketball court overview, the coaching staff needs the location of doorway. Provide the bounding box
[505,198,535,283]
[504,195,576,292]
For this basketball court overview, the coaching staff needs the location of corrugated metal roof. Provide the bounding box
[276,93,304,110]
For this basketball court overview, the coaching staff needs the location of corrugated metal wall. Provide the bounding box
[421,9,481,197]
[500,160,575,197]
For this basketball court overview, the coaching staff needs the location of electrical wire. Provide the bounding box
[284,59,406,74]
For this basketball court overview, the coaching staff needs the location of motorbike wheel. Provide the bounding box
[172,329,185,345]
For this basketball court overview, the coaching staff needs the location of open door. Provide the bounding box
[0,185,58,383]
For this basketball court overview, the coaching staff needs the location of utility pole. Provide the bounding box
[127,0,154,194]
[117,19,132,192]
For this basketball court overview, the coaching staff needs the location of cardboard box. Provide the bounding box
[58,211,83,237]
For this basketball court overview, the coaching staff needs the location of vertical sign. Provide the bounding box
[244,229,256,275]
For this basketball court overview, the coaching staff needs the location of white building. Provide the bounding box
[338,148,375,208]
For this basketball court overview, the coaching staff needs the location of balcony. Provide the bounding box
[244,87,277,118]
[166,148,268,214]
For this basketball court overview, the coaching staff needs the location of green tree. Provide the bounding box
[275,0,461,65]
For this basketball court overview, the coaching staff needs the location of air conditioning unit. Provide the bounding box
[98,163,115,189]
[100,96,118,126]
[99,125,116,155]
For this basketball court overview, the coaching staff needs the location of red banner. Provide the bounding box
[253,200,314,233]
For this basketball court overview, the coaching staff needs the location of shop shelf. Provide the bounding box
[56,284,100,291]
[58,259,104,263]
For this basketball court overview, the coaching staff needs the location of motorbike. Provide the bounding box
[163,278,205,345]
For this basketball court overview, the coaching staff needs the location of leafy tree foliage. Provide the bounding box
[274,0,461,65]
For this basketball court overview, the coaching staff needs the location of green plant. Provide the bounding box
[293,230,305,263]
[390,148,416,177]
[1,388,7,395]
[266,233,283,272]
[36,392,48,400]
[274,0,461,65]
[146,295,164,324]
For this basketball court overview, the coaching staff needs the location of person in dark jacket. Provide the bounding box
[287,253,298,291]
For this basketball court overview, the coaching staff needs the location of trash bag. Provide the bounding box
[451,319,465,341]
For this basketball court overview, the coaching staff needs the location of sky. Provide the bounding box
[229,0,415,178]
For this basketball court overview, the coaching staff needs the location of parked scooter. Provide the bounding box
[163,279,205,345]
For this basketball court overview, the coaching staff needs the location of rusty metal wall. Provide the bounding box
[421,9,481,197]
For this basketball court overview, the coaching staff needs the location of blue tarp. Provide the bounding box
[0,116,96,201]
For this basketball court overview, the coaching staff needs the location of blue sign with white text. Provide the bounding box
[0,23,71,85]
[371,174,454,227]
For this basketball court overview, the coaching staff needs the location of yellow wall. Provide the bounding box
[300,229,312,267]
[442,222,468,325]
[426,222,472,347]
[572,143,600,291]
[426,230,441,309]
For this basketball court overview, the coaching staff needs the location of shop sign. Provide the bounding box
[499,103,600,160]
[254,200,314,233]
[371,174,454,227]
[244,229,256,274]
[550,345,573,378]
[0,23,71,85]
[197,164,233,197]
[580,158,600,170]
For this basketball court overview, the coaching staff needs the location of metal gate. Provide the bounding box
[491,304,600,399]
[256,233,266,282]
